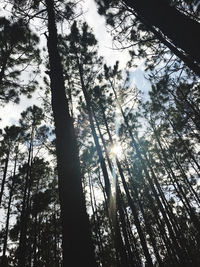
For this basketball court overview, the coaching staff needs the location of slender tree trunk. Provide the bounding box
[126,159,178,265]
[88,172,104,265]
[92,102,153,266]
[76,60,129,265]
[45,1,96,266]
[117,184,140,267]
[153,95,200,177]
[0,151,9,206]
[116,159,154,266]
[33,214,38,267]
[53,213,60,267]
[165,112,200,174]
[90,175,105,265]
[1,151,17,267]
[123,0,200,64]
[97,166,121,267]
[135,190,163,266]
[110,81,189,264]
[152,123,200,207]
[76,55,111,201]
[128,174,163,266]
[149,134,198,264]
[18,127,34,267]
[3,178,15,258]
[120,191,143,267]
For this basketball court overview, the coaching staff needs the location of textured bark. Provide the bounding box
[45,1,96,266]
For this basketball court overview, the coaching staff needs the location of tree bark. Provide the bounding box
[0,151,9,206]
[123,0,200,64]
[45,1,96,266]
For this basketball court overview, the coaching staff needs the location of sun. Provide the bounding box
[110,144,122,156]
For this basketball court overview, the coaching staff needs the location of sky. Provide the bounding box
[0,0,151,129]
[0,0,151,228]
[83,0,130,67]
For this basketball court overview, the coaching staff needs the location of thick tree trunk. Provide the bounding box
[127,6,200,76]
[45,1,96,266]
[142,20,200,76]
[123,0,200,64]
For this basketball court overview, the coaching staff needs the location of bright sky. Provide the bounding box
[83,0,130,67]
[0,0,151,226]
[0,0,151,129]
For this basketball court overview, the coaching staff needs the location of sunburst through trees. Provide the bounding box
[0,0,200,266]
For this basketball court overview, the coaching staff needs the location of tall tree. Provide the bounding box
[8,0,97,265]
[45,1,97,266]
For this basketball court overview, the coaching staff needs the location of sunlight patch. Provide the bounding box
[110,144,122,157]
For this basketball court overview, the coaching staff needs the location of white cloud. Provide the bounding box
[0,92,42,129]
[83,0,131,68]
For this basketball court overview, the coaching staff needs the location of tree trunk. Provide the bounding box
[123,0,200,64]
[130,9,200,76]
[92,101,153,266]
[76,57,130,265]
[0,151,9,206]
[45,1,96,266]
[88,172,104,264]
[18,127,34,267]
[76,54,111,201]
[2,151,17,267]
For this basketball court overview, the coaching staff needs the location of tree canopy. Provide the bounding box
[0,1,200,266]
